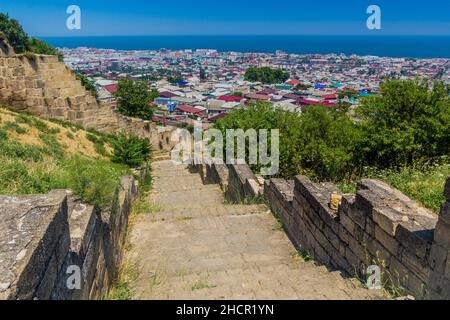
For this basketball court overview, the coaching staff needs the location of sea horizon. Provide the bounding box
[41,35,450,59]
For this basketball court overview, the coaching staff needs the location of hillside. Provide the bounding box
[0,107,129,208]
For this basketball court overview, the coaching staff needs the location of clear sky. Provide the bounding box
[1,0,449,37]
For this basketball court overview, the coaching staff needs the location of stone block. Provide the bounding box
[347,205,366,229]
[340,212,357,240]
[374,225,399,256]
[400,248,431,282]
[372,207,405,236]
[396,220,434,260]
[428,244,448,273]
[0,191,70,300]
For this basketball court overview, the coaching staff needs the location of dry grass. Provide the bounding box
[0,107,108,158]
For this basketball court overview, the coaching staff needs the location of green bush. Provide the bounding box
[27,37,63,61]
[356,79,450,168]
[111,133,152,167]
[215,102,360,180]
[215,79,450,212]
[0,13,28,53]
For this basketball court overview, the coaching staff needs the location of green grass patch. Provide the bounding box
[337,159,450,213]
[191,278,216,291]
[39,132,64,159]
[3,121,28,134]
[106,261,140,300]
[49,118,83,132]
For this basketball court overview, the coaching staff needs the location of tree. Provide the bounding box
[214,101,359,180]
[356,79,450,167]
[114,79,159,120]
[0,13,28,53]
[244,67,290,84]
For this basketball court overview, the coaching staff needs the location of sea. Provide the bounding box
[42,35,450,59]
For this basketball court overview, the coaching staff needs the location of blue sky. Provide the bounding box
[1,0,449,36]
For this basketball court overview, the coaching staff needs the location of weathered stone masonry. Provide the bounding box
[193,162,450,299]
[0,38,175,152]
[0,171,144,300]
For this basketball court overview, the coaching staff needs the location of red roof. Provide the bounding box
[298,99,335,106]
[286,79,300,85]
[176,105,203,114]
[218,95,242,102]
[104,85,118,94]
[321,94,338,100]
[245,93,271,101]
[160,91,177,98]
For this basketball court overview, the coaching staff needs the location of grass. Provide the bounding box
[191,278,216,291]
[105,261,140,300]
[291,249,313,263]
[337,159,450,213]
[49,118,83,132]
[86,132,109,156]
[3,121,28,134]
[132,195,162,215]
[0,109,132,209]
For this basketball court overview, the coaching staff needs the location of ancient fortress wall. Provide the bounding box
[193,162,450,299]
[0,40,175,299]
[0,38,175,151]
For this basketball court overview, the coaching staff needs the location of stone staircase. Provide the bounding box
[126,160,384,300]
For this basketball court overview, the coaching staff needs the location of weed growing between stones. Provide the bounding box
[105,261,140,300]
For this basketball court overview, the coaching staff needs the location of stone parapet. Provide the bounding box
[193,162,450,299]
[0,174,140,300]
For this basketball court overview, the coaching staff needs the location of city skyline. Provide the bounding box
[1,0,450,37]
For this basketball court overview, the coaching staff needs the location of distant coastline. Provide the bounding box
[41,35,450,59]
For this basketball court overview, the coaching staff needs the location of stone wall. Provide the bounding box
[0,39,176,152]
[0,171,143,300]
[193,162,450,299]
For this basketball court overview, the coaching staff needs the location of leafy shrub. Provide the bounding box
[111,133,152,167]
[215,101,359,180]
[356,79,450,168]
[114,79,159,120]
[0,13,28,53]
[27,37,63,61]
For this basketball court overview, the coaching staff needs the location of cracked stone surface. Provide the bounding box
[127,160,383,300]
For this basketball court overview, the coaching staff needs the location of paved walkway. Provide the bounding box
[127,160,382,300]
